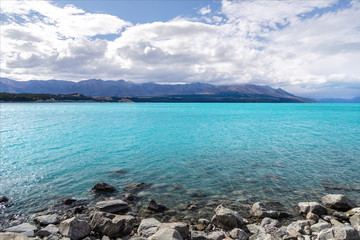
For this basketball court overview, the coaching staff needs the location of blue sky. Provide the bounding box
[1,0,360,98]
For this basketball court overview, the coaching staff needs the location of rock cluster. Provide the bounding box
[1,183,359,240]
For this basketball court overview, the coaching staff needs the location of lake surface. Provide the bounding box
[1,103,360,217]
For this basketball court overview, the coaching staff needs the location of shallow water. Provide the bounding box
[1,103,360,217]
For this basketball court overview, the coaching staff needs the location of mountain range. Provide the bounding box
[0,78,310,103]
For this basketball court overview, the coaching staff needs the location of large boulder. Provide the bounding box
[90,211,136,238]
[138,218,161,238]
[321,194,357,211]
[297,202,327,215]
[34,214,60,225]
[59,217,90,240]
[91,182,116,193]
[158,222,189,239]
[4,223,37,237]
[211,205,244,230]
[0,232,29,240]
[148,228,183,240]
[249,202,277,218]
[95,199,129,213]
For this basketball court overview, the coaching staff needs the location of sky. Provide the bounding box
[1,0,360,98]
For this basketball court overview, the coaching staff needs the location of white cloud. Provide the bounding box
[1,0,360,98]
[198,5,211,15]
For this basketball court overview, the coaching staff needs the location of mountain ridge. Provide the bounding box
[0,78,310,102]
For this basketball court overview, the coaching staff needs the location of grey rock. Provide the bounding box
[298,202,327,216]
[36,224,59,237]
[230,228,249,240]
[306,212,320,222]
[331,218,344,227]
[333,225,360,239]
[158,222,189,239]
[137,218,161,238]
[0,232,29,240]
[321,194,357,211]
[91,182,116,193]
[4,223,37,237]
[190,230,208,240]
[310,222,331,233]
[149,228,183,240]
[101,236,110,240]
[129,237,147,240]
[34,214,60,226]
[334,211,350,221]
[261,217,282,229]
[59,217,90,240]
[350,214,360,231]
[317,228,335,240]
[90,211,136,238]
[95,199,129,213]
[44,234,61,240]
[211,204,244,230]
[246,224,266,235]
[346,208,360,216]
[122,193,136,201]
[286,220,311,237]
[207,231,225,240]
[249,202,277,218]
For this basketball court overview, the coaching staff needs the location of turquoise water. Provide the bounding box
[1,103,360,216]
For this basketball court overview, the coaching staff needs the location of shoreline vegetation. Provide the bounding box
[1,181,359,240]
[0,92,311,103]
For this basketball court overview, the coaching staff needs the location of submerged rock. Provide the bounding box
[321,194,357,211]
[123,183,152,192]
[63,199,77,205]
[95,199,129,213]
[147,200,167,212]
[91,182,116,193]
[211,204,244,230]
[122,193,136,201]
[59,217,90,240]
[110,169,129,174]
[249,202,277,218]
[0,196,9,203]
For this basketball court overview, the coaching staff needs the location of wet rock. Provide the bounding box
[123,183,152,192]
[158,222,189,239]
[63,199,77,205]
[207,231,226,240]
[333,225,360,239]
[73,205,86,214]
[310,222,331,233]
[350,214,360,230]
[190,230,208,240]
[297,202,327,215]
[34,214,60,226]
[230,228,249,240]
[148,228,183,240]
[211,205,244,231]
[334,211,350,221]
[0,195,9,203]
[137,218,161,238]
[90,211,136,238]
[4,223,37,237]
[321,194,357,211]
[0,232,29,240]
[286,220,311,237]
[91,182,116,193]
[249,202,277,218]
[122,193,136,202]
[59,217,90,240]
[95,199,129,213]
[147,200,167,212]
[36,224,59,237]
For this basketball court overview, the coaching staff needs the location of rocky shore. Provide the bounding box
[1,182,360,240]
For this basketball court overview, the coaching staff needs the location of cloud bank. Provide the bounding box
[1,0,360,98]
